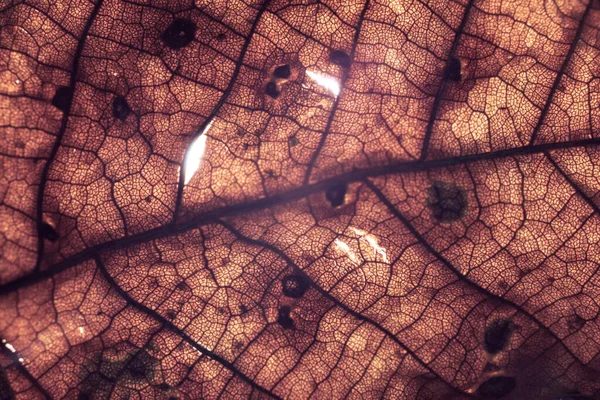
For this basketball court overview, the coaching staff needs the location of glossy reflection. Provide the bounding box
[183,120,212,184]
[306,70,340,97]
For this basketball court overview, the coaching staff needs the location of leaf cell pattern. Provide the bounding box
[1,0,600,398]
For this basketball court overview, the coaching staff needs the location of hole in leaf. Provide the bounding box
[426,181,467,222]
[325,181,347,207]
[484,319,514,354]
[277,306,295,330]
[265,81,280,98]
[329,50,351,68]
[112,96,130,121]
[40,222,59,242]
[273,64,291,79]
[51,86,73,112]
[161,18,197,50]
[282,274,310,299]
[445,56,462,82]
[477,376,516,399]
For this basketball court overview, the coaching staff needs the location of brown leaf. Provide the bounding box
[1,0,600,398]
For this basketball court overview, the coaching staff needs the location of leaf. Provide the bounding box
[1,0,600,398]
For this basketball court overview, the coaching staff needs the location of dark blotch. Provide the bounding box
[51,86,73,112]
[552,391,594,400]
[126,350,158,381]
[265,81,280,99]
[426,181,468,222]
[273,64,291,79]
[445,56,462,82]
[277,306,295,330]
[157,383,170,391]
[282,274,310,299]
[40,222,59,242]
[484,319,514,354]
[0,367,14,400]
[216,33,226,41]
[477,376,516,399]
[325,181,347,207]
[112,96,130,121]
[329,50,351,68]
[161,18,197,50]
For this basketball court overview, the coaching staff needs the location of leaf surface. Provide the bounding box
[1,0,600,398]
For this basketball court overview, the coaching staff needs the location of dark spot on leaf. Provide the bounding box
[426,181,467,222]
[552,391,594,400]
[216,32,226,41]
[78,393,90,400]
[166,310,176,320]
[126,350,158,382]
[158,383,170,391]
[484,319,514,354]
[567,315,586,332]
[477,376,516,399]
[329,50,351,68]
[161,18,197,50]
[273,64,291,79]
[218,307,226,314]
[265,81,280,98]
[240,304,248,314]
[177,281,191,292]
[51,86,73,112]
[40,222,59,242]
[0,367,15,400]
[289,136,299,146]
[282,274,310,299]
[234,341,244,350]
[145,196,152,203]
[112,96,130,121]
[325,181,347,207]
[277,306,295,330]
[446,56,462,82]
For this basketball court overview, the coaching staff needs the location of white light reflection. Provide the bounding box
[352,228,389,263]
[184,119,213,185]
[334,238,359,265]
[306,70,340,97]
[78,327,85,334]
[5,343,16,353]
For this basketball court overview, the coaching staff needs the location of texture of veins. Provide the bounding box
[1,0,600,399]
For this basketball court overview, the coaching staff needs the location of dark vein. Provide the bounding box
[302,0,371,185]
[93,256,282,400]
[527,0,593,145]
[419,0,475,160]
[216,220,477,399]
[33,0,105,273]
[545,151,600,215]
[0,342,50,399]
[364,179,594,367]
[173,0,271,219]
[4,137,600,295]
